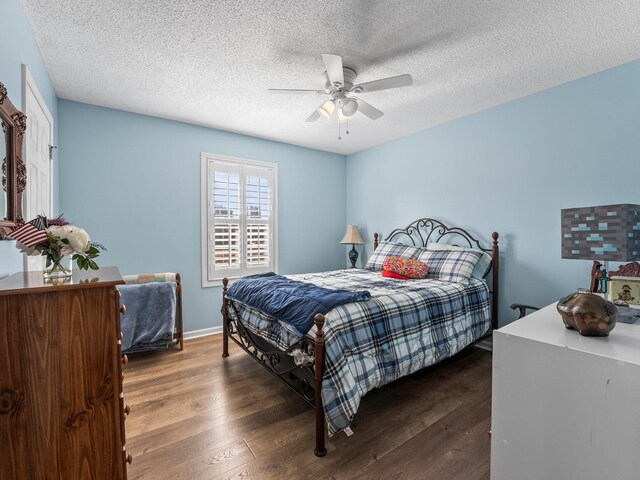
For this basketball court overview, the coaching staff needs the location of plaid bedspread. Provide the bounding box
[227,269,491,436]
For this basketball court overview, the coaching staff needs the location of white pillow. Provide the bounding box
[426,242,492,279]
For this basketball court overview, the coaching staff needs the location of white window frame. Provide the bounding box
[201,153,278,287]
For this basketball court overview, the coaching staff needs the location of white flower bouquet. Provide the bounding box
[11,215,105,274]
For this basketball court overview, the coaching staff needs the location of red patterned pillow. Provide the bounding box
[382,270,411,280]
[382,256,429,279]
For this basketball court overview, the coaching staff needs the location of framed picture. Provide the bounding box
[609,277,640,306]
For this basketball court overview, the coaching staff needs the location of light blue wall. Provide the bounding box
[7,0,639,330]
[347,60,640,326]
[58,100,346,331]
[0,0,59,277]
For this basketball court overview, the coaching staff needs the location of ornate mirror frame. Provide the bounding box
[0,81,27,239]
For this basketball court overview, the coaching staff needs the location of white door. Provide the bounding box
[22,65,53,271]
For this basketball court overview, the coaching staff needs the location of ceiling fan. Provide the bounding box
[268,54,413,124]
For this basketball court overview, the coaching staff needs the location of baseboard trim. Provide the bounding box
[184,326,222,340]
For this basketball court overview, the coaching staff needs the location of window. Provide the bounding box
[201,154,277,285]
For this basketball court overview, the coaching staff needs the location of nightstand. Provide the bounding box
[491,303,640,480]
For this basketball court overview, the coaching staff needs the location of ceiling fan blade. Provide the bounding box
[268,88,325,94]
[355,98,384,120]
[305,109,321,122]
[322,54,344,87]
[352,74,413,93]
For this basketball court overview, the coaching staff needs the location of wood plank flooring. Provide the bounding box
[123,335,492,480]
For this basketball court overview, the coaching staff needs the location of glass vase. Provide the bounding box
[44,254,73,280]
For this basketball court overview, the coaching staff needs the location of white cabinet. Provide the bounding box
[491,303,640,480]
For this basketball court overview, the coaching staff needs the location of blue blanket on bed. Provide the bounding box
[226,272,371,334]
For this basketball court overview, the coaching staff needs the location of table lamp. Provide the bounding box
[340,225,365,268]
[561,204,640,292]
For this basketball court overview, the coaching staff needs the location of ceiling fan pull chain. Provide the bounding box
[346,116,350,135]
[338,99,342,140]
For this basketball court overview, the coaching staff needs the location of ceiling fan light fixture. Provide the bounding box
[317,100,335,120]
[341,98,358,117]
[271,54,411,131]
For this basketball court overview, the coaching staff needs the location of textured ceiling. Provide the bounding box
[22,0,640,155]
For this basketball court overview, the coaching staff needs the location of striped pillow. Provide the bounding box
[426,243,492,279]
[365,241,423,271]
[417,249,483,284]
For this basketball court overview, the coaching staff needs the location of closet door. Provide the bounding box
[22,65,53,272]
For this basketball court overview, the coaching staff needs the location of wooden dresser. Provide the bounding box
[0,267,132,479]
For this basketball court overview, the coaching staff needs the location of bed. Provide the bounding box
[221,218,499,456]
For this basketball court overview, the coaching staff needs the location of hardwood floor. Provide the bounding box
[124,335,492,480]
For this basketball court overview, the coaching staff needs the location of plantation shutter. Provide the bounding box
[206,157,276,282]
[210,161,241,277]
[245,166,272,269]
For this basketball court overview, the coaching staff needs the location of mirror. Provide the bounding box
[0,81,27,239]
[0,121,5,222]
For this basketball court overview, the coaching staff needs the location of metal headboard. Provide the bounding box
[383,218,490,252]
[375,217,500,329]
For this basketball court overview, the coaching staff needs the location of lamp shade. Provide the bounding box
[340,225,364,245]
[561,204,640,261]
[341,98,358,117]
[317,100,335,120]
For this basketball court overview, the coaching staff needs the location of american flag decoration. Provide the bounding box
[8,217,48,247]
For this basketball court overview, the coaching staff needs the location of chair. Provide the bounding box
[510,303,540,319]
